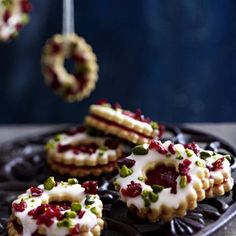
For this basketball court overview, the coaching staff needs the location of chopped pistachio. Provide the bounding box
[21,14,29,24]
[166,153,171,158]
[185,149,193,157]
[144,198,151,207]
[150,121,158,129]
[71,202,82,211]
[179,176,187,188]
[138,176,145,181]
[43,177,55,190]
[68,178,78,185]
[113,180,121,190]
[200,151,211,160]
[195,160,205,168]
[54,134,61,141]
[45,140,55,150]
[132,145,149,155]
[91,207,99,215]
[141,190,149,199]
[57,219,72,228]
[152,184,164,193]
[66,211,77,218]
[176,156,184,160]
[149,192,159,202]
[85,195,95,205]
[120,165,133,177]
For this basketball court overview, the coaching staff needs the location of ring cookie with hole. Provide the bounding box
[195,147,233,198]
[85,100,163,145]
[0,0,32,41]
[41,33,98,102]
[46,126,124,177]
[7,177,104,236]
[114,140,210,222]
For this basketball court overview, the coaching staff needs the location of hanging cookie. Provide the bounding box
[0,0,32,41]
[41,0,98,102]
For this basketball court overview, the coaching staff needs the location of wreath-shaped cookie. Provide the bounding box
[41,34,98,102]
[114,140,210,222]
[0,0,32,41]
[8,177,104,236]
[46,126,123,177]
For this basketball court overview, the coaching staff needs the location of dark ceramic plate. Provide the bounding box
[0,124,236,236]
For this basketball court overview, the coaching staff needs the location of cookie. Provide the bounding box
[114,140,210,222]
[7,177,104,236]
[46,126,124,177]
[85,100,163,144]
[41,34,98,102]
[0,0,32,41]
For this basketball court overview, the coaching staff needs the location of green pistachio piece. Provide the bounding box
[54,134,61,141]
[150,121,158,129]
[45,140,55,150]
[166,153,171,158]
[91,207,99,215]
[144,198,151,207]
[141,190,149,199]
[120,165,133,177]
[138,176,145,181]
[179,176,187,188]
[66,211,77,218]
[2,0,11,8]
[68,178,78,185]
[57,219,72,228]
[152,184,164,193]
[195,160,205,168]
[43,177,56,190]
[71,202,82,211]
[85,195,95,205]
[113,180,121,190]
[185,149,193,157]
[200,151,211,160]
[149,192,159,202]
[21,14,29,24]
[176,156,184,160]
[132,145,149,155]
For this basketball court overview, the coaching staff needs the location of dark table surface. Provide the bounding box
[0,123,236,236]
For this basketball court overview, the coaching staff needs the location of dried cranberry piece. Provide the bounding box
[121,181,142,198]
[16,23,23,31]
[36,215,54,227]
[117,158,136,168]
[184,143,200,154]
[96,99,108,105]
[149,140,168,155]
[211,157,224,171]
[168,143,176,154]
[72,53,86,63]
[183,159,192,167]
[3,10,10,22]
[70,224,80,235]
[82,181,98,194]
[13,200,27,212]
[104,138,119,149]
[158,124,165,138]
[77,143,97,154]
[20,0,32,13]
[77,210,85,219]
[65,126,86,135]
[30,187,43,197]
[112,102,121,110]
[57,144,72,153]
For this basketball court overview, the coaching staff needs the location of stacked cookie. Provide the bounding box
[115,140,233,222]
[46,100,163,178]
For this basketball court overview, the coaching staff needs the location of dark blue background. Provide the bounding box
[0,0,236,124]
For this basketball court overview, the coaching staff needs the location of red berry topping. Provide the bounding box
[65,126,86,135]
[145,166,178,194]
[50,42,61,54]
[37,215,54,227]
[77,210,85,219]
[57,144,72,153]
[211,157,224,171]
[184,143,200,154]
[104,138,119,149]
[72,53,86,63]
[96,99,108,105]
[121,181,142,197]
[20,0,33,13]
[112,102,122,110]
[178,159,192,183]
[3,10,10,22]
[158,124,165,138]
[168,143,176,154]
[13,200,27,212]
[82,181,98,194]
[76,143,98,154]
[117,158,136,168]
[16,23,23,31]
[149,140,168,155]
[70,224,80,235]
[30,187,43,197]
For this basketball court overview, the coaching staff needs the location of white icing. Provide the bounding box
[12,182,103,236]
[89,104,159,137]
[115,141,208,210]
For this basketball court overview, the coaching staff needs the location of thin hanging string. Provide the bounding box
[62,0,75,35]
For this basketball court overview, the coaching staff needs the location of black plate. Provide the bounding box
[0,124,236,236]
